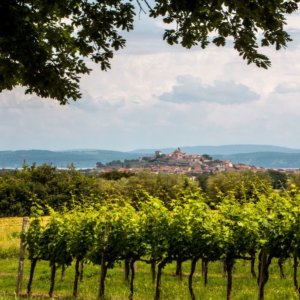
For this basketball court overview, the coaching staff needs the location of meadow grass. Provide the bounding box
[0,257,299,300]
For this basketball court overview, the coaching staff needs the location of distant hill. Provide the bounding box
[0,150,142,169]
[132,144,300,155]
[1,145,300,169]
[214,152,300,169]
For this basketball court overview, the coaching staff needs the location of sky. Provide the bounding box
[1,8,300,151]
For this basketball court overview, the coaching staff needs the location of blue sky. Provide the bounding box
[1,10,300,151]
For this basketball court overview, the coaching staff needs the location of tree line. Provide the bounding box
[0,163,297,217]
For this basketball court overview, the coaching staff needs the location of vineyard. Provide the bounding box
[6,191,300,300]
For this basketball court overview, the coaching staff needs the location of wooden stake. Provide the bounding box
[16,217,29,296]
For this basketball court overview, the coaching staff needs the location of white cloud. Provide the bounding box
[158,75,259,104]
[275,82,300,94]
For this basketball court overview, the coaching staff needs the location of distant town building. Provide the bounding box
[95,147,264,175]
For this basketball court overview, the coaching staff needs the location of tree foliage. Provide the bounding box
[0,0,299,103]
[0,164,97,216]
[0,0,135,103]
[151,0,299,68]
[0,166,297,217]
[206,170,272,206]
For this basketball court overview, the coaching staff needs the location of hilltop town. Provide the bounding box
[96,147,263,175]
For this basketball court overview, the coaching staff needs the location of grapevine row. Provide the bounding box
[25,191,300,300]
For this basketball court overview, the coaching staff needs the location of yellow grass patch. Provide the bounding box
[0,217,49,250]
[0,217,24,249]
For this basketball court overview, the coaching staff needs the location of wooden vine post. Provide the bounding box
[16,217,29,296]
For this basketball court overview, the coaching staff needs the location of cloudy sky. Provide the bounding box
[1,9,300,151]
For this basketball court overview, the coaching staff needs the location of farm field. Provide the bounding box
[0,217,299,300]
[0,257,299,300]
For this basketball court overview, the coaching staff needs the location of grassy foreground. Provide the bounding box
[0,257,299,300]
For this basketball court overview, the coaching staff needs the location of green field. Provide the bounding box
[0,257,299,300]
